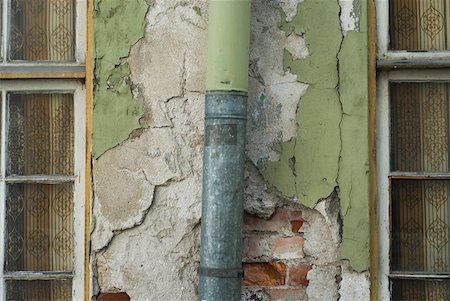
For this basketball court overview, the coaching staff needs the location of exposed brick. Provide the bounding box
[267,288,307,301]
[290,220,304,233]
[97,293,130,301]
[271,236,305,259]
[287,264,312,286]
[243,235,267,258]
[244,209,290,232]
[243,262,286,286]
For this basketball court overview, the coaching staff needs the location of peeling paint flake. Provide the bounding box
[93,0,149,158]
[339,0,360,34]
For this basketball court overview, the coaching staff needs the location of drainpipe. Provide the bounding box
[199,1,251,300]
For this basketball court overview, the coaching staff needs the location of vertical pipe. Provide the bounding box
[199,1,251,300]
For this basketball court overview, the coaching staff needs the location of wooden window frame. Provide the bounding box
[0,80,86,300]
[0,0,90,299]
[375,1,450,300]
[376,70,450,300]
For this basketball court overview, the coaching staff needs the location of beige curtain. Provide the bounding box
[391,83,450,300]
[10,0,74,61]
[6,94,74,301]
[390,0,450,50]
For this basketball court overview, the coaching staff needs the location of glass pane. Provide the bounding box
[9,0,75,61]
[391,82,450,173]
[5,183,74,272]
[391,279,450,301]
[6,280,72,301]
[390,0,450,50]
[392,180,450,273]
[8,93,74,176]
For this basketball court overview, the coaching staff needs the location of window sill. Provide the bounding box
[0,65,86,79]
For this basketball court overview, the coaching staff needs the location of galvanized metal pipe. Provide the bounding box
[199,1,251,300]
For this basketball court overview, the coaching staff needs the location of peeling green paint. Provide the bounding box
[263,0,369,271]
[262,139,296,198]
[93,0,148,158]
[279,0,342,206]
[193,6,202,16]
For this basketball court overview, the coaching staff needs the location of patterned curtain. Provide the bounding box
[10,0,75,61]
[6,94,74,301]
[390,0,450,50]
[391,83,450,300]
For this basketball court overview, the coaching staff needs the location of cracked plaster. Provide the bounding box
[247,0,308,169]
[92,0,370,299]
[259,0,370,272]
[92,0,148,158]
[92,1,206,299]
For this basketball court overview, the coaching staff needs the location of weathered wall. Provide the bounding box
[91,0,370,300]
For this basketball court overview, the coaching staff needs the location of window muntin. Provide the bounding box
[0,80,85,301]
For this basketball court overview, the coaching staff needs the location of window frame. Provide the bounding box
[376,0,450,297]
[0,0,88,299]
[377,69,450,300]
[0,80,86,300]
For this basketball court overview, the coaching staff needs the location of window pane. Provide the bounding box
[392,180,450,273]
[6,279,72,301]
[8,93,74,176]
[391,279,450,300]
[391,82,450,172]
[5,183,74,272]
[389,0,450,50]
[9,0,75,61]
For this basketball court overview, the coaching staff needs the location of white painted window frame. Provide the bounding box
[1,0,86,64]
[0,80,86,301]
[0,0,86,300]
[377,69,450,301]
[377,0,450,299]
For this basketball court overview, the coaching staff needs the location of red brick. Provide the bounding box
[243,262,286,286]
[97,293,130,301]
[290,220,304,233]
[267,288,307,301]
[287,264,312,286]
[271,236,305,259]
[243,236,266,258]
[244,209,290,232]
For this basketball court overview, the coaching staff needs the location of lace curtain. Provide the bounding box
[6,94,74,301]
[390,83,450,300]
[390,0,450,50]
[10,0,75,61]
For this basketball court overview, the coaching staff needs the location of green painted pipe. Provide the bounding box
[200,1,251,300]
[206,0,251,92]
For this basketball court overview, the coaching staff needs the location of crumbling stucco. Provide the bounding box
[247,0,308,169]
[257,0,370,272]
[338,262,370,301]
[92,1,207,300]
[91,0,371,299]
